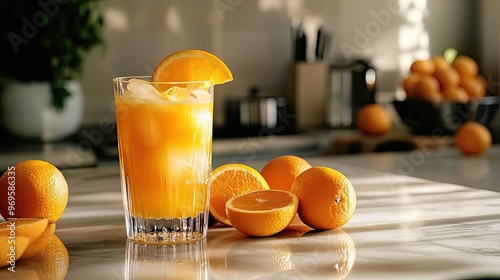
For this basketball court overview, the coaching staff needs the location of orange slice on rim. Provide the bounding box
[152,49,233,91]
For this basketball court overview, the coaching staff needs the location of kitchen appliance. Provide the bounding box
[225,87,293,136]
[326,59,376,128]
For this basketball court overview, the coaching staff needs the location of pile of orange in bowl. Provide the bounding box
[403,53,487,103]
[395,51,500,135]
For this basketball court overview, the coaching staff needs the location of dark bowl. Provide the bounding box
[393,96,500,135]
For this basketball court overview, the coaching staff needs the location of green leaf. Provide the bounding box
[444,48,459,64]
[0,0,104,109]
[51,81,72,111]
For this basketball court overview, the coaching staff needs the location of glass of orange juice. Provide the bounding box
[113,76,213,244]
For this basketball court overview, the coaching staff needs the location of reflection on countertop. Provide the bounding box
[2,150,500,279]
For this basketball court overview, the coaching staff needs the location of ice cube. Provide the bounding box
[162,86,197,102]
[165,153,192,182]
[192,89,212,101]
[128,78,148,84]
[125,80,164,102]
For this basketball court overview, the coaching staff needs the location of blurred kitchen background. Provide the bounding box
[79,0,498,128]
[1,0,500,165]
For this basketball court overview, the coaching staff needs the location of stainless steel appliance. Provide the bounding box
[225,86,293,136]
[326,60,376,128]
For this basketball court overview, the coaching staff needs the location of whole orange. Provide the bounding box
[260,155,311,191]
[0,160,68,223]
[356,104,392,135]
[402,73,422,99]
[455,121,492,156]
[461,77,487,99]
[410,59,435,75]
[452,55,478,79]
[433,55,450,72]
[290,166,356,230]
[442,87,469,103]
[413,75,440,100]
[434,67,461,91]
[417,89,444,103]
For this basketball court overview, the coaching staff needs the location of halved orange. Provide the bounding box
[22,223,56,259]
[226,189,298,237]
[0,218,49,243]
[152,49,233,91]
[0,236,30,267]
[209,164,269,226]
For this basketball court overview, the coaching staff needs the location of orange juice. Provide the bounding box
[114,49,232,244]
[115,79,213,221]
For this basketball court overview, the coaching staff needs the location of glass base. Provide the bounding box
[126,212,208,244]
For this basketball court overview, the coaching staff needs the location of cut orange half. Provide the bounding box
[209,164,269,226]
[226,189,299,237]
[22,223,56,259]
[0,218,48,243]
[0,236,30,267]
[152,49,233,91]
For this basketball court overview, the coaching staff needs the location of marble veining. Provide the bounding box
[1,152,500,279]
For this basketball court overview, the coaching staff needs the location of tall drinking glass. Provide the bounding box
[113,76,213,244]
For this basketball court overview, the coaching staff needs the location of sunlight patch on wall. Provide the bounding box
[165,7,183,34]
[258,0,284,12]
[105,8,129,32]
[285,0,304,17]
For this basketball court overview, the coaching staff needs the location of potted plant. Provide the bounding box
[0,0,104,141]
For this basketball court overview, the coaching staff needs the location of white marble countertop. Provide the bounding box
[2,146,500,279]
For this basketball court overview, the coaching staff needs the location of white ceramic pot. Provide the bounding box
[1,80,84,142]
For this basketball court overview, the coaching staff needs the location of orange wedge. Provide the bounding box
[209,164,269,226]
[0,218,48,243]
[22,223,56,259]
[226,190,299,237]
[0,236,30,267]
[152,49,233,91]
